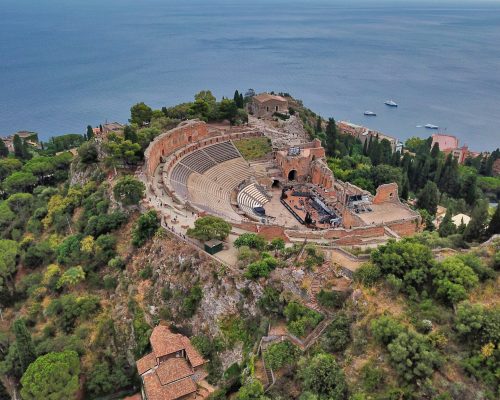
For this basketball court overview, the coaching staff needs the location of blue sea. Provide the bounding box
[1,0,500,150]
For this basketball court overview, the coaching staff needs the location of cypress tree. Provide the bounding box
[99,124,103,133]
[13,134,24,159]
[0,139,8,157]
[438,208,456,238]
[370,135,381,165]
[233,90,239,102]
[325,118,337,156]
[401,173,409,201]
[362,138,368,156]
[416,181,439,215]
[239,93,244,108]
[430,142,440,158]
[464,200,489,242]
[86,125,94,141]
[315,116,322,133]
[13,319,36,373]
[488,206,500,236]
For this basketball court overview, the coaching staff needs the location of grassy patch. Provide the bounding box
[234,137,272,160]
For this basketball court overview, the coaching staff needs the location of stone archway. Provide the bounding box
[272,179,280,188]
[288,170,297,181]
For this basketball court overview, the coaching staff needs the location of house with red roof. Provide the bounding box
[136,325,207,400]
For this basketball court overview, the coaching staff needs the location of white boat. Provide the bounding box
[425,124,439,129]
[384,100,398,107]
[364,111,376,116]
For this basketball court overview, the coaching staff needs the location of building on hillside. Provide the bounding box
[431,134,470,164]
[336,121,402,152]
[249,93,288,118]
[1,130,39,152]
[102,122,124,134]
[136,325,207,400]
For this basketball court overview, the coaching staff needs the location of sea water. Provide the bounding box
[1,0,499,150]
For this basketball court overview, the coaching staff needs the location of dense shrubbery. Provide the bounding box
[284,301,323,338]
[263,341,300,370]
[371,315,441,383]
[132,210,160,247]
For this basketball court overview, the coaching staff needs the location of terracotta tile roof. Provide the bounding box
[143,373,197,400]
[181,337,206,368]
[150,326,185,357]
[253,93,287,104]
[136,352,157,375]
[156,358,193,385]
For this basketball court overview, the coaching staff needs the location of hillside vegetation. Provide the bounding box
[0,92,499,400]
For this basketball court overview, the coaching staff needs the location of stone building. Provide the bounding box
[136,325,207,400]
[249,93,288,118]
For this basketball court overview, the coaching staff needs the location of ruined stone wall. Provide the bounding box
[144,120,210,179]
[310,160,334,189]
[373,183,399,204]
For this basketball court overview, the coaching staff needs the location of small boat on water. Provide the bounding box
[425,124,439,129]
[364,111,377,116]
[384,100,398,107]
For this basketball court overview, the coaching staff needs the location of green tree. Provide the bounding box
[20,351,80,400]
[0,140,8,157]
[371,164,403,190]
[299,353,348,400]
[325,118,337,156]
[0,239,19,293]
[187,216,231,241]
[235,379,269,400]
[464,200,489,242]
[218,99,238,123]
[315,116,322,133]
[386,330,440,382]
[431,257,479,304]
[234,233,267,250]
[57,266,86,289]
[3,171,37,193]
[86,125,94,140]
[488,205,500,236]
[13,319,36,373]
[438,208,456,238]
[13,134,28,159]
[0,158,22,181]
[416,181,439,215]
[85,359,129,397]
[113,176,145,206]
[77,142,98,164]
[104,134,142,169]
[371,239,434,296]
[132,210,160,247]
[23,157,56,184]
[321,312,351,353]
[123,125,138,143]
[263,341,300,370]
[129,102,152,126]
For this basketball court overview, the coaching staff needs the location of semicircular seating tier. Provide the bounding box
[166,141,253,221]
[237,183,270,219]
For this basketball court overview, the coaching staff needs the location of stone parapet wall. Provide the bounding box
[144,120,209,179]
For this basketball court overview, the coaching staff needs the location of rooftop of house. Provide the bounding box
[142,372,197,400]
[136,325,206,400]
[253,93,288,104]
